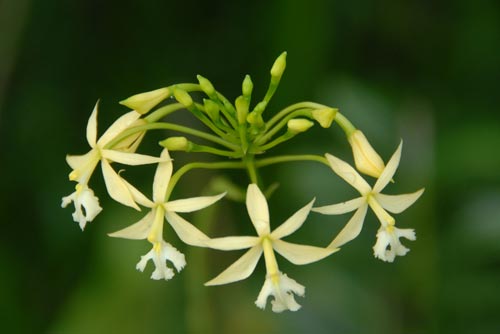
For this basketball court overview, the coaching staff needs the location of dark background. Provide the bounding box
[1,0,499,333]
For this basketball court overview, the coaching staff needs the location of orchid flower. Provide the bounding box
[108,149,225,280]
[313,142,424,262]
[62,101,166,229]
[204,184,337,312]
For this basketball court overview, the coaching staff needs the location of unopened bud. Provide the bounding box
[120,87,170,114]
[159,137,192,151]
[270,51,287,80]
[253,101,267,115]
[312,108,337,128]
[242,75,253,97]
[348,130,385,178]
[246,112,264,128]
[197,75,215,96]
[173,89,193,107]
[287,119,314,134]
[235,96,249,124]
[203,99,219,121]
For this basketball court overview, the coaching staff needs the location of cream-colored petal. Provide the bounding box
[107,210,154,239]
[205,245,263,286]
[328,204,368,248]
[153,149,173,203]
[121,179,154,207]
[102,150,167,166]
[165,211,209,247]
[246,184,270,236]
[373,141,402,193]
[271,198,315,240]
[312,197,365,215]
[65,150,100,184]
[100,159,140,210]
[272,239,338,265]
[164,193,225,213]
[204,236,259,250]
[97,110,141,147]
[374,188,424,214]
[86,101,99,147]
[325,153,371,195]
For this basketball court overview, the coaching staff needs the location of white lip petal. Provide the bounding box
[272,239,338,265]
[86,101,99,148]
[153,149,173,203]
[204,245,263,286]
[246,184,270,236]
[374,188,424,214]
[204,236,259,250]
[328,204,368,248]
[108,211,154,239]
[373,141,402,193]
[325,153,371,195]
[165,211,209,247]
[164,193,225,213]
[271,198,315,240]
[102,150,167,166]
[97,110,141,147]
[100,159,139,210]
[312,196,365,215]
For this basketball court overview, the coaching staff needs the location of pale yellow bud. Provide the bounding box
[312,108,337,128]
[348,130,385,178]
[270,51,287,79]
[159,137,192,151]
[235,96,249,124]
[119,87,170,114]
[173,89,193,107]
[287,119,314,134]
[197,75,215,96]
[242,75,253,97]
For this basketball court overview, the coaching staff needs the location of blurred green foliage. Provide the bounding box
[1,0,499,333]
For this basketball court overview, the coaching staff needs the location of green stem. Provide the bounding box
[334,112,356,136]
[255,154,329,168]
[243,155,259,184]
[145,103,185,122]
[255,109,311,145]
[265,102,328,130]
[256,133,294,152]
[191,144,242,158]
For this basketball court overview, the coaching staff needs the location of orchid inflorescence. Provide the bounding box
[62,52,424,312]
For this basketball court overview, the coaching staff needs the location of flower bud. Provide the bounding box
[312,108,337,128]
[197,75,215,96]
[159,137,192,151]
[203,99,219,121]
[287,119,314,134]
[247,112,264,128]
[270,51,287,80]
[348,130,385,178]
[242,75,253,97]
[235,96,249,124]
[173,89,193,108]
[119,87,170,114]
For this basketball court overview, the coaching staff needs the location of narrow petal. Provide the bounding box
[205,245,263,286]
[373,141,402,193]
[375,188,424,214]
[164,193,225,213]
[328,204,368,248]
[205,236,259,250]
[153,149,173,203]
[272,239,338,265]
[121,179,154,207]
[86,101,98,147]
[246,184,270,236]
[312,197,365,215]
[271,198,315,240]
[325,153,371,195]
[97,110,141,147]
[108,210,154,240]
[102,150,167,166]
[100,159,140,210]
[165,211,209,247]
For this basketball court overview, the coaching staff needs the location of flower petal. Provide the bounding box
[153,149,173,203]
[100,159,140,210]
[271,198,315,240]
[102,150,167,166]
[121,179,154,207]
[164,193,225,213]
[86,101,98,147]
[97,110,141,147]
[108,210,154,239]
[272,239,338,265]
[165,211,209,247]
[246,184,270,236]
[204,236,259,250]
[328,204,368,248]
[312,196,365,215]
[204,245,263,286]
[373,141,402,193]
[374,188,424,214]
[325,153,371,195]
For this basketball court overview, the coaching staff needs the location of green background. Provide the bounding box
[1,0,499,333]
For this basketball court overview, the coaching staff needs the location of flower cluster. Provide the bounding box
[62,52,424,312]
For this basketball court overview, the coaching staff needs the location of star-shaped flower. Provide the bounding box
[108,149,225,280]
[204,184,337,312]
[313,142,424,262]
[62,101,166,229]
